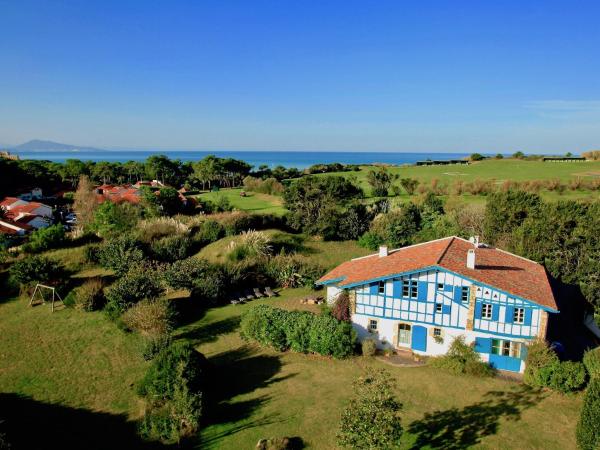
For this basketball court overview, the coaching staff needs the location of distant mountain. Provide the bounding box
[12,139,104,152]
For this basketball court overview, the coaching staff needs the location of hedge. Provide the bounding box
[240,305,356,359]
[577,378,600,450]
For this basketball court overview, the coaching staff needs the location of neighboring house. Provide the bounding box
[0,197,53,232]
[95,184,142,204]
[317,236,558,373]
[0,218,32,236]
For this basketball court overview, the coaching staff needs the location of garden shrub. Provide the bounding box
[22,224,66,253]
[337,368,403,449]
[577,378,600,450]
[362,339,377,357]
[240,305,355,358]
[256,437,303,450]
[137,342,206,443]
[539,361,587,394]
[122,299,173,337]
[523,340,560,387]
[9,255,64,288]
[104,266,164,319]
[83,243,101,263]
[72,277,105,311]
[332,291,351,322]
[150,235,192,262]
[583,347,600,380]
[163,258,225,302]
[358,231,384,251]
[142,334,173,361]
[97,235,145,276]
[137,217,189,243]
[265,255,324,289]
[196,219,224,244]
[429,336,494,377]
[228,230,273,261]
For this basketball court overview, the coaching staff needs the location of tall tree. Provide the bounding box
[73,175,98,235]
[367,167,396,197]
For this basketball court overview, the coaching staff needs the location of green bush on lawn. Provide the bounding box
[240,305,356,359]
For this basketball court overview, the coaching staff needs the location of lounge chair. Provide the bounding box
[253,288,264,298]
[230,299,240,305]
[246,293,255,301]
[265,287,277,297]
[238,296,247,303]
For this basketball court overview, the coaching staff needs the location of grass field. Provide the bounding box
[195,189,286,215]
[194,230,372,269]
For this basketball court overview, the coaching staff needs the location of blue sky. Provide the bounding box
[1,1,599,153]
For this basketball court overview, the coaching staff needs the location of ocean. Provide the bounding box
[10,150,471,169]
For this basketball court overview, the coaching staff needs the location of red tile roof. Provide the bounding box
[9,202,48,215]
[0,197,20,208]
[318,236,557,310]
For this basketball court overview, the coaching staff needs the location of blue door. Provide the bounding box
[489,354,522,372]
[411,325,427,352]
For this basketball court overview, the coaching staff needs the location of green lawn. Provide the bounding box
[312,159,600,201]
[195,189,286,215]
[0,225,585,449]
[180,289,582,449]
[194,230,372,269]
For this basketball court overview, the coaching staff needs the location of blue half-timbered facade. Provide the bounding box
[318,237,558,373]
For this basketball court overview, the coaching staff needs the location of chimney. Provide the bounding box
[467,249,476,269]
[379,245,388,257]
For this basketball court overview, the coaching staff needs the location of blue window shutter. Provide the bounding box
[475,302,482,319]
[444,284,453,293]
[453,286,461,303]
[442,305,451,314]
[505,306,514,324]
[417,282,428,301]
[524,309,533,326]
[393,279,402,297]
[474,337,492,353]
[370,283,378,295]
[492,304,499,321]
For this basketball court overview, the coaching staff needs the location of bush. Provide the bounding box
[358,231,384,250]
[137,217,189,243]
[138,342,206,443]
[137,341,206,402]
[577,378,600,450]
[97,235,145,276]
[429,336,494,377]
[256,437,303,450]
[150,235,192,262]
[163,258,225,301]
[104,266,164,319]
[23,224,66,253]
[122,299,173,337]
[228,230,273,261]
[196,219,224,244]
[542,361,587,393]
[142,334,173,361]
[265,255,324,289]
[240,305,356,358]
[332,291,351,322]
[523,340,560,387]
[72,277,104,311]
[243,176,284,195]
[584,348,600,380]
[337,368,403,449]
[362,339,377,357]
[9,255,64,288]
[83,243,101,263]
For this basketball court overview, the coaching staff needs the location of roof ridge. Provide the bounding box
[436,236,456,264]
[351,236,455,261]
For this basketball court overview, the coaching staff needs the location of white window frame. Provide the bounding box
[514,307,525,324]
[437,283,444,291]
[481,303,493,320]
[433,327,442,337]
[435,303,442,313]
[368,319,378,333]
[461,286,469,302]
[378,281,385,295]
[491,339,521,358]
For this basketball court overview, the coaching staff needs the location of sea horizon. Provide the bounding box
[9,149,477,169]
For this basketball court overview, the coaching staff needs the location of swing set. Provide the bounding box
[29,284,64,312]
